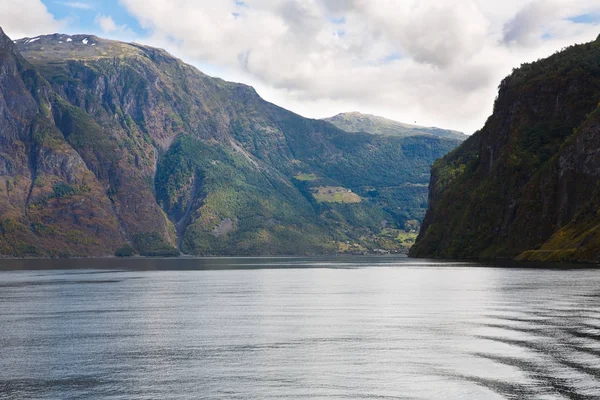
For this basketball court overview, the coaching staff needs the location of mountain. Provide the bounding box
[411,35,600,263]
[324,112,467,141]
[0,29,460,257]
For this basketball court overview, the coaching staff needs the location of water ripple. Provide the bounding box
[0,258,599,399]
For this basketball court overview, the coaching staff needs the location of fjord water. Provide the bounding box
[0,258,599,399]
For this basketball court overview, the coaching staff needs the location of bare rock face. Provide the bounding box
[411,36,600,263]
[0,28,125,257]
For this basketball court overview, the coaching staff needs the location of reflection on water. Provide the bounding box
[0,257,599,399]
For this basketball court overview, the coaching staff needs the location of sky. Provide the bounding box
[1,1,599,134]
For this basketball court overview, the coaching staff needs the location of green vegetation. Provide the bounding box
[412,36,600,263]
[158,136,337,255]
[0,29,463,257]
[517,190,600,263]
[273,110,459,229]
[52,182,78,198]
[395,230,419,247]
[313,186,362,203]
[31,222,58,236]
[370,229,419,252]
[324,112,466,141]
[31,182,92,205]
[133,233,179,257]
[115,245,135,257]
[294,173,318,181]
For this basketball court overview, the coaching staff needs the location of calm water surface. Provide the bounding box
[0,257,599,399]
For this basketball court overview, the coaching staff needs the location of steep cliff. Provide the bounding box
[0,28,131,257]
[0,29,460,257]
[411,35,600,263]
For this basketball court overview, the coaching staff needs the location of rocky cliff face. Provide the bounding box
[411,35,600,263]
[0,28,126,257]
[0,29,460,257]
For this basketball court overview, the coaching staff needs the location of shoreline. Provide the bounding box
[0,255,597,271]
[0,253,410,261]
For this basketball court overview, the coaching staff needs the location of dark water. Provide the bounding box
[0,257,599,399]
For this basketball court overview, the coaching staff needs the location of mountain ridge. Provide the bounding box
[324,112,467,141]
[0,29,461,257]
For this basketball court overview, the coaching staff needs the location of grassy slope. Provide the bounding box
[324,112,466,141]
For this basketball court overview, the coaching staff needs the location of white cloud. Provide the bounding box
[6,0,600,133]
[0,0,62,40]
[502,1,560,46]
[499,0,600,47]
[96,14,119,33]
[60,2,94,10]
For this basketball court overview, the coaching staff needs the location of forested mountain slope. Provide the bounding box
[411,35,600,263]
[0,28,460,257]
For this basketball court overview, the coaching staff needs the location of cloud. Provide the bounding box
[502,1,562,46]
[503,0,600,46]
[0,0,62,40]
[94,14,132,35]
[60,2,94,10]
[355,1,489,68]
[56,1,600,132]
[96,14,118,33]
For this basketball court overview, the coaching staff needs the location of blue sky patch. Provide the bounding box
[567,13,600,25]
[381,52,403,64]
[329,16,346,25]
[42,0,147,35]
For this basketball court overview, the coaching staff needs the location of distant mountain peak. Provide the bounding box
[337,111,369,116]
[17,33,100,46]
[15,33,146,63]
[323,112,466,141]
